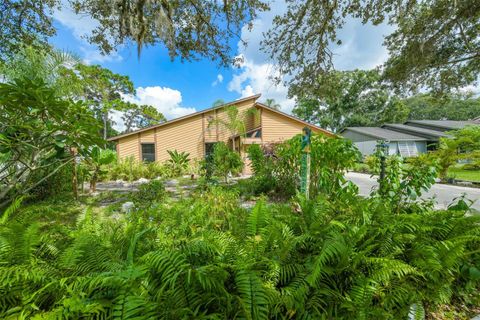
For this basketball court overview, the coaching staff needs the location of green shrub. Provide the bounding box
[247,135,361,199]
[167,150,190,176]
[212,142,243,183]
[246,144,276,195]
[364,154,380,174]
[131,180,166,208]
[432,126,480,181]
[105,157,170,181]
[82,147,116,192]
[352,162,371,173]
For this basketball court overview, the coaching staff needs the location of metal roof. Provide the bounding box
[405,120,478,130]
[382,123,449,139]
[343,127,427,141]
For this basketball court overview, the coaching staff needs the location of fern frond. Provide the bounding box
[235,269,269,320]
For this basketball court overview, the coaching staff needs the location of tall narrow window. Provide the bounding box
[141,143,155,162]
[205,142,217,158]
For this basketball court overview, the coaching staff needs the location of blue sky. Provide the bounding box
[50,2,393,130]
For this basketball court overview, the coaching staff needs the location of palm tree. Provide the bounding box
[209,105,258,152]
[265,98,281,110]
[212,99,225,108]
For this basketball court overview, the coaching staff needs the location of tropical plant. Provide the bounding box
[82,146,116,192]
[264,98,281,110]
[0,176,478,319]
[212,142,244,183]
[208,105,259,152]
[0,77,100,208]
[248,134,360,199]
[105,157,171,182]
[167,150,190,176]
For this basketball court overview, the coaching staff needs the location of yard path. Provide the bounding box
[346,172,480,211]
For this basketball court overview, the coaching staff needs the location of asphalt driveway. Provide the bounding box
[345,172,480,211]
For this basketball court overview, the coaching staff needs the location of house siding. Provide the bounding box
[117,134,139,160]
[261,108,321,143]
[154,114,204,162]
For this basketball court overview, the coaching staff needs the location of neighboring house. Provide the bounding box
[108,94,333,174]
[341,127,428,157]
[341,119,479,157]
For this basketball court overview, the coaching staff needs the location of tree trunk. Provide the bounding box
[71,148,78,200]
[103,111,108,147]
[90,172,98,193]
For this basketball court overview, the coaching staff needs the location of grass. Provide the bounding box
[448,167,480,183]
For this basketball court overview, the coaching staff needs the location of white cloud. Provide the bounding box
[53,2,122,64]
[228,3,295,112]
[111,86,196,131]
[123,86,196,119]
[228,55,295,112]
[458,84,480,96]
[211,74,224,86]
[111,86,196,132]
[331,18,394,70]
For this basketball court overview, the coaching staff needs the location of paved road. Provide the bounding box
[346,172,480,211]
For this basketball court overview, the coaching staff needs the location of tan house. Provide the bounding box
[108,94,333,174]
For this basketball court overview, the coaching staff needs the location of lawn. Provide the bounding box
[448,166,480,182]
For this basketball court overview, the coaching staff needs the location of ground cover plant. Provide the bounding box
[1,135,479,320]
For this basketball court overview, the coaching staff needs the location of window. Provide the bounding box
[397,141,418,157]
[246,129,262,138]
[205,142,217,158]
[141,143,155,162]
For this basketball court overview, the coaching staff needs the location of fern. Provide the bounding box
[235,269,269,320]
[0,196,25,225]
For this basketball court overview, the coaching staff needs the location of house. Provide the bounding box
[341,119,479,157]
[108,94,333,174]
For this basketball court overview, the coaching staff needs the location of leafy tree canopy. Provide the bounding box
[1,1,269,65]
[121,102,166,133]
[0,0,58,61]
[263,0,480,94]
[292,69,409,132]
[76,64,135,140]
[71,0,269,61]
[404,93,480,121]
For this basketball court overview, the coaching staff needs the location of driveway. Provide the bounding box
[346,172,480,211]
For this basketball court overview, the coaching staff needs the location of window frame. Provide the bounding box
[141,143,156,162]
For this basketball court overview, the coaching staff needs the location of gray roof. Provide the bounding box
[405,120,478,130]
[343,127,427,141]
[382,123,450,139]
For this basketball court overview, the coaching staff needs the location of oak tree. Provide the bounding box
[263,0,480,94]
